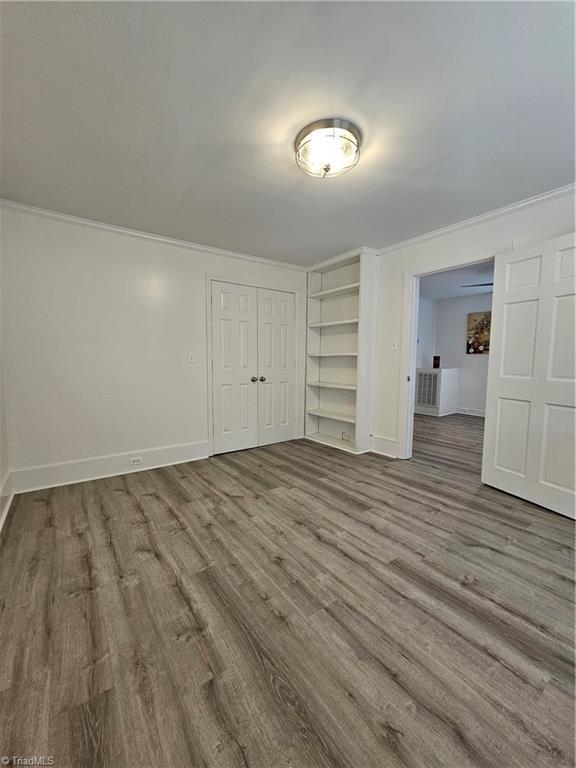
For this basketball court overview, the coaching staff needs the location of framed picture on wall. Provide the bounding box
[467,311,491,354]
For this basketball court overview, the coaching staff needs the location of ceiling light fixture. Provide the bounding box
[294,117,362,179]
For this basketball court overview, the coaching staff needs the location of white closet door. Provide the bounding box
[211,281,258,454]
[257,289,296,446]
[482,233,575,518]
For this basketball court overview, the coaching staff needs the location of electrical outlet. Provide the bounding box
[341,431,352,443]
[130,456,143,466]
[186,352,196,364]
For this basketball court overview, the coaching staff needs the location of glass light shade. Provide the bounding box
[295,118,362,178]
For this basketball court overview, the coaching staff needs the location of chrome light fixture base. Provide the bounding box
[294,117,362,178]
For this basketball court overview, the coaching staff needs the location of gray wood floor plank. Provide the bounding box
[0,414,573,766]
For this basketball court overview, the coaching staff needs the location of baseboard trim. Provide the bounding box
[414,408,486,419]
[10,440,210,494]
[0,473,14,539]
[370,434,399,459]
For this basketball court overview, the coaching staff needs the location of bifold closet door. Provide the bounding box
[257,289,295,446]
[482,233,575,517]
[211,282,296,454]
[211,281,259,454]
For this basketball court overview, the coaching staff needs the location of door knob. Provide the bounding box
[250,376,258,382]
[259,376,266,382]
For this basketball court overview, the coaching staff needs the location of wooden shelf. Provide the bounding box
[307,352,358,358]
[306,408,356,424]
[308,318,359,329]
[308,282,360,300]
[304,433,362,454]
[307,381,357,391]
[306,248,377,455]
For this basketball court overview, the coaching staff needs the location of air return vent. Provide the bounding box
[416,371,439,408]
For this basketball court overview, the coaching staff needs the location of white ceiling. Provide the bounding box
[419,260,494,300]
[1,3,573,266]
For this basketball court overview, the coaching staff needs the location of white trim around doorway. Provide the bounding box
[397,254,499,460]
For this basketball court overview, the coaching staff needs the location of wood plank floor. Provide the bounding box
[0,414,574,767]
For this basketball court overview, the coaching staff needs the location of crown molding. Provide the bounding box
[376,184,575,256]
[0,199,307,272]
[307,184,574,270]
[3,184,572,271]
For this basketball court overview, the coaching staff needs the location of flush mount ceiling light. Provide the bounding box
[294,117,362,179]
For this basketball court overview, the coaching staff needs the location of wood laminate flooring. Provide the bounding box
[0,414,574,767]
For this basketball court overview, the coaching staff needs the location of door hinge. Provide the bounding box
[407,375,411,382]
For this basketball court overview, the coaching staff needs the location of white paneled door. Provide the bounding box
[211,282,259,454]
[211,281,295,454]
[482,234,576,518]
[257,289,296,446]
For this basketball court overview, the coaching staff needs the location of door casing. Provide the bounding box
[399,254,497,460]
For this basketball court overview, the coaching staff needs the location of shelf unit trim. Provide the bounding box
[307,351,358,358]
[304,434,364,454]
[306,381,357,391]
[308,318,359,328]
[308,246,379,273]
[306,408,356,424]
[308,282,360,300]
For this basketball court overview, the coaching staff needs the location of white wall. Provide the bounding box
[416,292,492,415]
[435,293,492,416]
[2,187,574,489]
[415,297,437,369]
[1,205,307,491]
[372,187,575,458]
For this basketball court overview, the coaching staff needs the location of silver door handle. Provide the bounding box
[259,376,266,382]
[250,376,258,382]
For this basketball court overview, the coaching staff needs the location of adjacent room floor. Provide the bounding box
[0,415,573,767]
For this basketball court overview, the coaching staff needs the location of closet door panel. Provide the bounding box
[257,289,296,446]
[211,282,258,453]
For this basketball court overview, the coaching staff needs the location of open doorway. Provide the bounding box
[409,259,494,467]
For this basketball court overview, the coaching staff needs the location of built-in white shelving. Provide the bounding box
[305,433,361,453]
[308,318,359,329]
[308,282,360,300]
[305,248,378,454]
[306,408,356,424]
[307,352,358,358]
[307,381,357,391]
